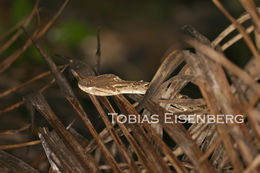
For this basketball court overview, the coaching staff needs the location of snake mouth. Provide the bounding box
[90,88,117,96]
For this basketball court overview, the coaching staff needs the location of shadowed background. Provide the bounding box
[0,0,259,172]
[0,0,254,81]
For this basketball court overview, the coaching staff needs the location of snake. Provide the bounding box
[78,74,207,113]
[78,74,149,96]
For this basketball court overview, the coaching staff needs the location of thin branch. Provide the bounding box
[0,140,41,150]
[185,37,260,96]
[212,0,260,61]
[95,28,101,74]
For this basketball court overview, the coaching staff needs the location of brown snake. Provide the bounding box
[78,74,149,96]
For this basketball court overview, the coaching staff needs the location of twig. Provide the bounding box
[212,9,255,46]
[221,25,254,51]
[0,0,70,74]
[243,154,260,173]
[0,124,31,136]
[0,65,65,98]
[185,37,260,96]
[212,0,260,61]
[0,0,39,56]
[0,140,41,150]
[0,66,67,115]
[0,100,24,115]
[0,17,26,43]
[23,27,122,172]
[95,28,101,74]
[240,0,260,33]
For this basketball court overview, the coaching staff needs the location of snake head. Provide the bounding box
[78,74,148,96]
[78,74,123,96]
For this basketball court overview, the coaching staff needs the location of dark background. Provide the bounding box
[0,0,259,171]
[0,0,255,81]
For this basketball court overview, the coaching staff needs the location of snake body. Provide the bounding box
[78,74,149,96]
